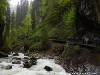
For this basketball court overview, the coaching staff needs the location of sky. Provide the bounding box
[9,0,34,12]
[9,0,33,6]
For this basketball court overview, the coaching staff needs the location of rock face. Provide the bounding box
[77,0,100,36]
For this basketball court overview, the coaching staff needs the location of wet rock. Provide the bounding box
[5,65,12,70]
[23,57,29,63]
[23,56,37,68]
[30,56,37,65]
[44,66,52,72]
[24,53,29,56]
[23,57,29,60]
[23,60,31,68]
[12,57,21,64]
[12,60,21,64]
[13,53,19,56]
[11,57,22,64]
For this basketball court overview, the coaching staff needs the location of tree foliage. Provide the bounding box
[0,0,8,50]
[31,0,42,29]
[16,0,29,27]
[2,0,77,52]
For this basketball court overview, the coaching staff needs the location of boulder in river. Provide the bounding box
[5,65,12,70]
[13,53,19,56]
[12,60,21,64]
[44,66,52,72]
[12,57,21,64]
[30,56,37,65]
[23,60,31,68]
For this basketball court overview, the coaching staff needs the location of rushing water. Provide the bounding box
[0,53,71,75]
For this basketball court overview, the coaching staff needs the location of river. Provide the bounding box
[0,53,71,75]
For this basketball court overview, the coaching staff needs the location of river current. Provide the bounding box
[0,53,71,75]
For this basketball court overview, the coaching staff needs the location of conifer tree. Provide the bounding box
[0,0,8,48]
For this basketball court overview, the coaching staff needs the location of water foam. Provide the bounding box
[0,53,71,75]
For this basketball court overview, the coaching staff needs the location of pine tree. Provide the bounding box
[31,0,42,29]
[11,11,15,31]
[3,4,12,50]
[20,0,29,23]
[21,11,32,37]
[16,0,29,27]
[4,5,11,37]
[16,2,21,27]
[0,0,8,48]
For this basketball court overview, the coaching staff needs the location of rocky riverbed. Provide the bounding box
[0,52,71,75]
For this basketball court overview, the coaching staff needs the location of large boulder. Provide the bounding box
[44,66,52,72]
[5,65,12,70]
[12,57,21,64]
[30,56,37,65]
[23,60,31,68]
[12,53,19,56]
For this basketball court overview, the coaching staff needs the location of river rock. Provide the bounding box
[30,56,37,65]
[13,53,19,56]
[12,60,21,64]
[23,60,31,68]
[44,66,52,72]
[5,65,12,70]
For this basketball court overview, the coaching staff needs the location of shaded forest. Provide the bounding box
[0,0,77,52]
[0,0,100,73]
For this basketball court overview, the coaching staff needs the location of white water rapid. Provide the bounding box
[0,53,71,75]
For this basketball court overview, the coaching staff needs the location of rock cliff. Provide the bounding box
[77,0,100,36]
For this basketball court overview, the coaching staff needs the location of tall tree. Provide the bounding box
[4,5,10,38]
[22,12,32,37]
[0,0,8,48]
[31,0,42,29]
[16,2,21,27]
[3,4,12,50]
[11,11,15,31]
[16,0,29,27]
[20,0,29,23]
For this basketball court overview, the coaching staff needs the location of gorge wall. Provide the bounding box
[77,0,100,36]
